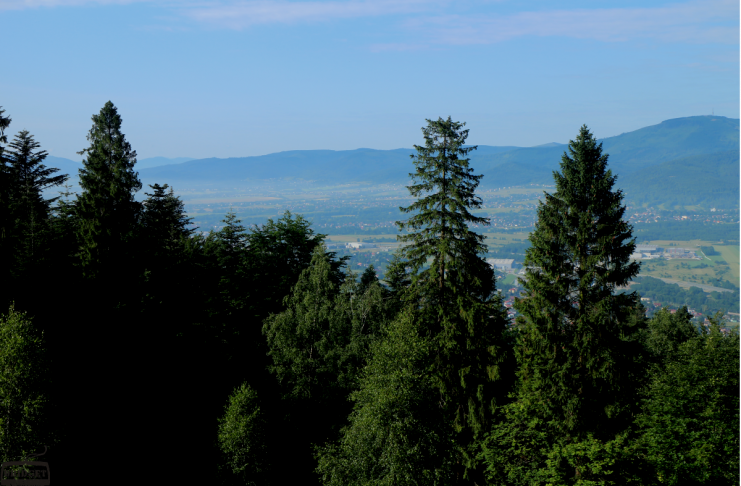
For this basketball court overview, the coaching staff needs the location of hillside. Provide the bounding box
[620,150,740,210]
[45,115,739,210]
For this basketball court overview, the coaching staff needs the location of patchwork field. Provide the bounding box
[717,245,740,278]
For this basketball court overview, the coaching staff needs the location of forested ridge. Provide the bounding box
[0,103,737,485]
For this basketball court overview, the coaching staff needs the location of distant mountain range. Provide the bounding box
[45,116,739,210]
[45,155,194,175]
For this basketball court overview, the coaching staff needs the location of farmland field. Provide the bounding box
[717,245,740,278]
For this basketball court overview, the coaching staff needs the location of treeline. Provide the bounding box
[0,106,738,486]
[633,220,739,243]
[631,276,740,314]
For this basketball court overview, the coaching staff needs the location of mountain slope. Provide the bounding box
[41,115,739,210]
[619,150,740,209]
[472,115,740,187]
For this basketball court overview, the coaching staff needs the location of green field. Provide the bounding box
[717,245,740,278]
[636,241,740,288]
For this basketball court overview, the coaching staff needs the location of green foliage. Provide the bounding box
[141,183,194,251]
[636,318,739,485]
[246,211,345,320]
[0,129,67,285]
[699,246,718,256]
[217,383,268,486]
[264,246,346,401]
[316,308,454,486]
[482,412,640,486]
[264,245,391,403]
[632,221,739,244]
[3,105,738,485]
[631,276,739,314]
[263,246,394,484]
[0,306,53,462]
[642,307,698,360]
[76,101,142,279]
[620,150,739,210]
[396,117,510,482]
[513,125,644,437]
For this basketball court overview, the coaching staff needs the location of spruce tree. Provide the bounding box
[3,130,68,276]
[512,125,643,438]
[396,117,509,483]
[76,101,142,279]
[141,183,194,250]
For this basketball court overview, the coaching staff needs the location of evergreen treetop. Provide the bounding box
[75,101,142,278]
[3,131,68,274]
[396,117,509,484]
[6,130,68,211]
[397,117,493,305]
[514,125,644,437]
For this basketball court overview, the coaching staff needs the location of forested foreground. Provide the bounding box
[0,103,738,486]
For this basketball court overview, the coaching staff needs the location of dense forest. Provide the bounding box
[630,276,740,315]
[0,103,738,485]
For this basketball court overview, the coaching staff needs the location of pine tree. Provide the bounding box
[512,125,644,438]
[3,130,68,276]
[76,101,142,279]
[396,117,509,483]
[141,183,194,251]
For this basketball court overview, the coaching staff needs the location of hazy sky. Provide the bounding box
[2,0,738,160]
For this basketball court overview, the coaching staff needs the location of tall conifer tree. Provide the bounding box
[4,130,68,275]
[76,101,142,279]
[514,125,644,437]
[397,117,509,484]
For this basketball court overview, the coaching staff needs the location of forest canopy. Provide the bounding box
[0,104,737,486]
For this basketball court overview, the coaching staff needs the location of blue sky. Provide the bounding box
[1,0,738,160]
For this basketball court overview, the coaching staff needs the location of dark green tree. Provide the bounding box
[642,307,697,362]
[316,308,454,486]
[138,182,195,320]
[484,125,646,485]
[245,211,346,321]
[217,383,269,486]
[265,247,389,403]
[3,130,67,277]
[76,101,142,280]
[513,125,643,436]
[140,183,194,250]
[67,102,143,481]
[0,306,54,463]
[264,246,392,484]
[395,117,510,484]
[636,316,739,486]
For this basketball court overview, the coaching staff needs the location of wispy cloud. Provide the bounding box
[406,0,738,45]
[2,0,736,48]
[182,0,434,28]
[0,0,148,9]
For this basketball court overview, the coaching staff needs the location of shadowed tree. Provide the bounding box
[483,125,646,485]
[76,101,142,281]
[394,117,510,484]
[3,130,67,279]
